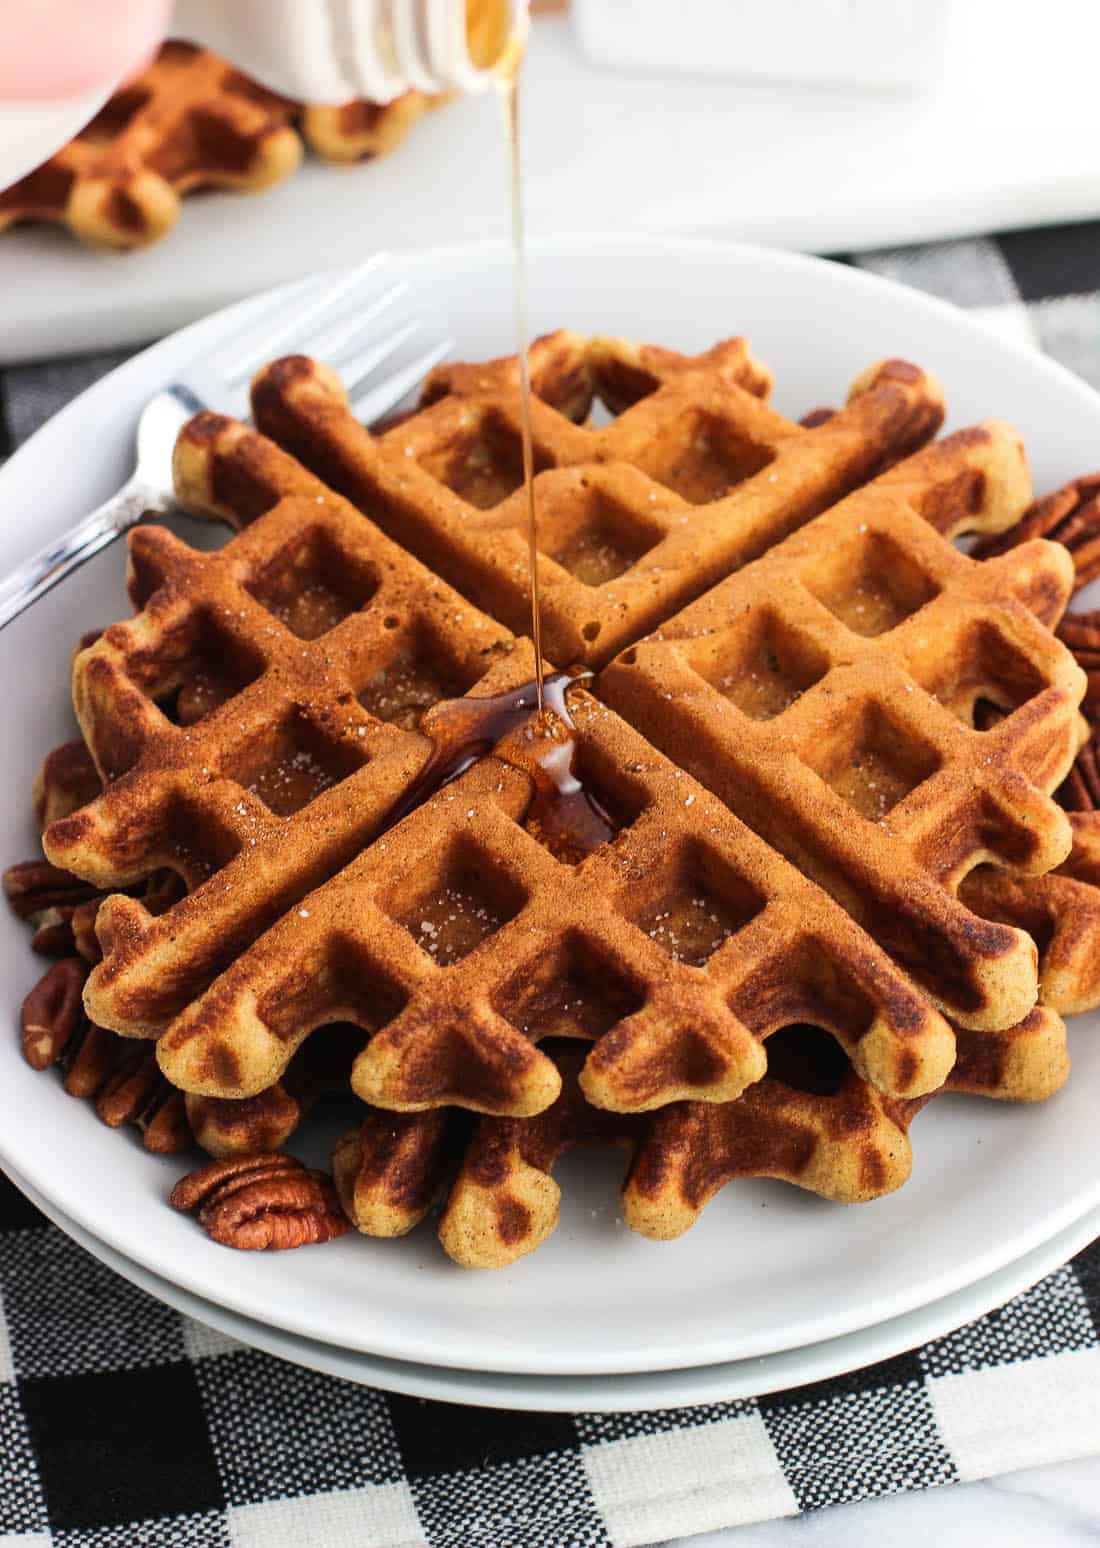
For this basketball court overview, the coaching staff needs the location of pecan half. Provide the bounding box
[20,957,88,1070]
[170,1153,350,1250]
[95,1051,163,1128]
[62,1019,116,1098]
[140,1091,192,1154]
[17,959,193,1152]
[96,1052,192,1154]
[974,472,1100,590]
[4,859,98,922]
[70,897,104,962]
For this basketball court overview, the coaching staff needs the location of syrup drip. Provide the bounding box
[384,673,616,862]
[496,34,544,713]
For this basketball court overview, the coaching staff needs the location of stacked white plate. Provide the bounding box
[2,236,1099,1411]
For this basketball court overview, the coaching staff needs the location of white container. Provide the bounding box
[571,0,950,91]
[173,0,530,102]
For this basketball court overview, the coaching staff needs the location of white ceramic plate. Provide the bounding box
[6,2,1100,364]
[1,235,1099,1379]
[9,1158,1099,1412]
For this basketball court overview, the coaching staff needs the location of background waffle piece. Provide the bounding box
[299,92,440,163]
[0,44,303,249]
[152,677,955,1116]
[600,433,1087,1033]
[246,338,949,668]
[0,44,439,250]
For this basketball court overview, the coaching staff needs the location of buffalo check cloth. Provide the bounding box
[3,222,1100,1546]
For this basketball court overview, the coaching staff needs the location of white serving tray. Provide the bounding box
[3,0,1100,364]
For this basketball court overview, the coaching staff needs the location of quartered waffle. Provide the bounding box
[599,434,1087,1031]
[0,42,437,250]
[246,337,950,669]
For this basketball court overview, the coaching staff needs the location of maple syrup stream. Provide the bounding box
[498,47,545,715]
[379,20,613,861]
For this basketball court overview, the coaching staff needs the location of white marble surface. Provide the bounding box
[664,1456,1100,1545]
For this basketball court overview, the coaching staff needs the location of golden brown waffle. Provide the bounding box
[186,1023,362,1157]
[151,679,955,1114]
[331,1037,919,1266]
[37,394,958,1117]
[245,339,953,669]
[30,343,1085,1178]
[0,44,439,250]
[961,850,1100,1016]
[299,92,440,163]
[43,425,537,1064]
[599,433,1086,1032]
[334,1009,1069,1267]
[0,44,303,249]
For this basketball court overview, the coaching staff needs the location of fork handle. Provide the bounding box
[0,476,160,632]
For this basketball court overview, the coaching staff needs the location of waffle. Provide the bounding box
[246,339,954,669]
[0,44,437,250]
[150,678,955,1115]
[44,426,531,1052]
[0,44,303,249]
[334,1007,1069,1267]
[599,434,1086,1031]
[186,1022,362,1158]
[25,332,1094,1275]
[961,846,1100,1016]
[299,92,439,163]
[43,390,970,1117]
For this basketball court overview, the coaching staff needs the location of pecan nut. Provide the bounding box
[96,1053,193,1154]
[70,897,105,962]
[140,1091,192,1154]
[20,957,88,1070]
[4,859,98,922]
[974,472,1100,591]
[95,1051,163,1128]
[1058,730,1100,813]
[17,959,193,1152]
[170,1153,350,1250]
[62,1018,116,1098]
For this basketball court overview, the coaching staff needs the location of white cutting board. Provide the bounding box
[3,1,1100,364]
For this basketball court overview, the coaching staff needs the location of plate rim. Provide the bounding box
[7,1156,1098,1413]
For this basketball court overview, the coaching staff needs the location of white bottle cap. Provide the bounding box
[171,0,529,104]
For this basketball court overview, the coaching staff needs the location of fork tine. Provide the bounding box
[341,322,421,399]
[310,281,411,367]
[202,277,319,382]
[222,252,392,386]
[351,339,454,425]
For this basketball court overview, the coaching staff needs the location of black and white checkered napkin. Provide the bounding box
[3,223,1100,1546]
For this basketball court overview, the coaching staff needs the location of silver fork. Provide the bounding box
[0,252,453,630]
